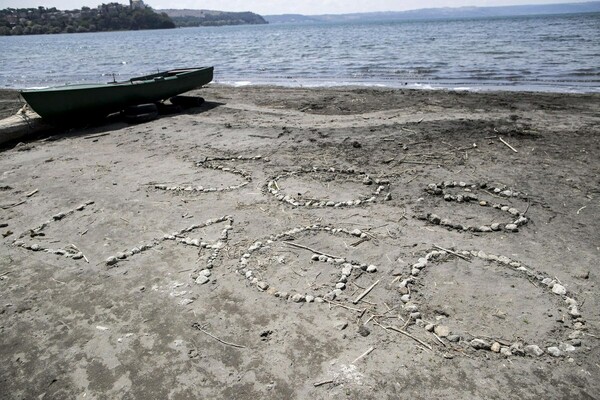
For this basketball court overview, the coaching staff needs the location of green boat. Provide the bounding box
[20,67,213,122]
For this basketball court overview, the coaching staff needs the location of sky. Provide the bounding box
[0,0,590,15]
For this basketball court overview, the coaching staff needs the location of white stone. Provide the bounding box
[569,306,581,318]
[525,345,544,356]
[559,343,576,352]
[434,325,450,338]
[552,284,567,295]
[470,339,490,350]
[547,347,562,357]
[291,294,305,303]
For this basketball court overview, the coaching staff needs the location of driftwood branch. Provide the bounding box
[283,241,342,260]
[352,347,375,364]
[322,298,364,312]
[386,326,433,350]
[433,245,470,262]
[499,136,518,153]
[192,323,246,349]
[353,280,380,304]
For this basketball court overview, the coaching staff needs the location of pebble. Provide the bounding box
[490,223,501,231]
[358,325,370,337]
[497,255,511,264]
[425,324,435,332]
[504,224,519,232]
[428,214,441,224]
[524,345,544,357]
[410,311,421,320]
[257,282,269,291]
[500,347,512,357]
[447,335,461,343]
[106,256,118,266]
[350,229,362,237]
[542,278,554,286]
[558,343,576,352]
[564,297,577,306]
[470,339,491,350]
[366,265,378,273]
[552,284,567,295]
[195,276,210,285]
[491,342,501,353]
[510,342,525,356]
[568,331,582,340]
[342,266,352,276]
[305,295,315,303]
[53,212,66,220]
[291,294,305,303]
[547,347,562,357]
[400,294,411,303]
[434,325,450,338]
[335,282,346,290]
[573,322,585,330]
[30,244,40,251]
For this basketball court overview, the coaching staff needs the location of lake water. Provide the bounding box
[1,12,599,92]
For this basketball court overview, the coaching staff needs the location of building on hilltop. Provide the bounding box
[130,0,147,9]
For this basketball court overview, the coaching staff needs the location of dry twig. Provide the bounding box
[433,245,470,262]
[192,323,246,349]
[499,137,518,153]
[322,298,364,312]
[352,347,375,364]
[283,241,342,260]
[387,326,433,350]
[353,280,380,304]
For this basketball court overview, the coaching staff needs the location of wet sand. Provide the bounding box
[1,85,599,399]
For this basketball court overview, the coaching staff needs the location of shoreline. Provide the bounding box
[2,84,600,121]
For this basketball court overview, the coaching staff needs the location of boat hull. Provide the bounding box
[20,67,213,122]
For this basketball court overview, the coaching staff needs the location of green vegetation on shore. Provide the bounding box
[0,3,175,36]
[161,9,267,27]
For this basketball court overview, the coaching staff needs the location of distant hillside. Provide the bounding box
[265,1,600,23]
[161,9,267,27]
[0,3,175,35]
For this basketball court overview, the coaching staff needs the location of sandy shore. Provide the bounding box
[1,85,599,399]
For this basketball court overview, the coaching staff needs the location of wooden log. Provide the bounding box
[0,107,51,146]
